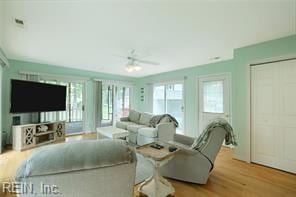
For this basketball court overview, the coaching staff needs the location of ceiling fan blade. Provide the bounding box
[134,58,160,65]
[112,54,127,59]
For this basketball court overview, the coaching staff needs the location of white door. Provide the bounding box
[198,74,231,133]
[251,59,296,173]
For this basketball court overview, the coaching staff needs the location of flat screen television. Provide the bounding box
[10,79,67,113]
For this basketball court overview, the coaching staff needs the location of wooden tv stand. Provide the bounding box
[12,121,65,151]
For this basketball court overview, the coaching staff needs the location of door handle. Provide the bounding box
[181,106,184,112]
[225,114,229,118]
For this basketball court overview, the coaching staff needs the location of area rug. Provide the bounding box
[135,153,153,185]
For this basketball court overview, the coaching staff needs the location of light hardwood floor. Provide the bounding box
[1,133,296,197]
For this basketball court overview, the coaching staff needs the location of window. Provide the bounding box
[153,86,165,115]
[40,80,84,134]
[102,84,113,121]
[203,80,224,113]
[101,84,131,127]
[153,82,184,133]
[116,86,130,120]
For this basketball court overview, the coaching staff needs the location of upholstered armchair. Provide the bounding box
[15,139,137,197]
[160,127,227,184]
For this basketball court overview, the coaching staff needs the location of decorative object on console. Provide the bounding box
[37,125,48,133]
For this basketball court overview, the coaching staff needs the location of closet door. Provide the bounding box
[251,63,279,168]
[280,60,296,173]
[251,59,296,173]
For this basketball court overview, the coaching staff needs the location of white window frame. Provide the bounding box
[152,80,186,133]
[99,80,134,126]
[197,73,232,133]
[38,75,87,133]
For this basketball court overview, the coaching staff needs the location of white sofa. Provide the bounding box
[116,110,176,146]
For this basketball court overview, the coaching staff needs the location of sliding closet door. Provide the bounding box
[251,59,296,173]
[251,63,279,168]
[281,60,296,173]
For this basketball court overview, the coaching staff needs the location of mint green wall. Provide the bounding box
[232,34,296,160]
[135,34,296,161]
[2,35,295,159]
[134,60,235,137]
[3,60,135,143]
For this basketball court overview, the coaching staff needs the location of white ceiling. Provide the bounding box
[1,0,295,77]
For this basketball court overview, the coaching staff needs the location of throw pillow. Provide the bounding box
[139,112,153,126]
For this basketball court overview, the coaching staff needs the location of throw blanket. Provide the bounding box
[149,114,179,128]
[191,118,237,151]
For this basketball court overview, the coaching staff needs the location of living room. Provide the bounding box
[0,0,296,197]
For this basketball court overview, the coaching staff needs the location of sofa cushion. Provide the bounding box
[128,110,141,123]
[127,124,146,133]
[15,139,136,179]
[116,121,137,130]
[138,127,158,138]
[139,113,153,126]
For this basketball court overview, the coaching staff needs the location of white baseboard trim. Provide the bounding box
[233,153,249,163]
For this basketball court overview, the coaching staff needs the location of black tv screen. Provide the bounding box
[10,79,67,113]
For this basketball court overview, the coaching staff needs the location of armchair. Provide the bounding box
[160,127,227,184]
[15,139,137,197]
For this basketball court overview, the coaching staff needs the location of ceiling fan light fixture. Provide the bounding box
[126,64,134,72]
[121,50,158,73]
[133,65,142,71]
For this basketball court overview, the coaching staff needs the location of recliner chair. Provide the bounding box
[160,126,227,184]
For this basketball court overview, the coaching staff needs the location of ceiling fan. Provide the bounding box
[115,50,160,72]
